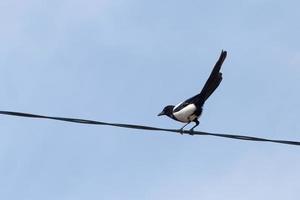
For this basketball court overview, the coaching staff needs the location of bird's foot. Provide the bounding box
[178,128,184,135]
[188,128,195,135]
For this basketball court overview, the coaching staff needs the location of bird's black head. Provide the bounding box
[158,105,175,117]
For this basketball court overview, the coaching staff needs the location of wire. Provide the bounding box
[0,110,299,146]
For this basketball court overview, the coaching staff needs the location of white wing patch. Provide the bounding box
[173,103,197,123]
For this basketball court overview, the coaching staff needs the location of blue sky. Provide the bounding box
[1,0,300,199]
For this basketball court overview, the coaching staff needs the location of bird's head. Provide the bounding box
[158,105,174,117]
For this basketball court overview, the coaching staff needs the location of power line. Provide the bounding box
[0,110,299,146]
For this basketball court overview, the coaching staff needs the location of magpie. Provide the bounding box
[158,50,227,134]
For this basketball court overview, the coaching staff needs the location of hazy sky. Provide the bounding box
[1,0,300,199]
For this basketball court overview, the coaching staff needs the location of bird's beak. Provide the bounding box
[157,111,165,116]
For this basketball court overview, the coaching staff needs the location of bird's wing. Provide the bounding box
[189,50,227,106]
[173,101,190,112]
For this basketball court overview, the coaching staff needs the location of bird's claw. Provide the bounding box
[178,128,184,135]
[189,129,195,135]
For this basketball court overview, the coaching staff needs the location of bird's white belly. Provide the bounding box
[173,104,197,122]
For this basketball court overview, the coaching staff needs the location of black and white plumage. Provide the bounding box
[158,50,227,134]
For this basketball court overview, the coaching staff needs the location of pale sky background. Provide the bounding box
[1,0,300,199]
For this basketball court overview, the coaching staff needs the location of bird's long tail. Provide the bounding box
[198,50,227,104]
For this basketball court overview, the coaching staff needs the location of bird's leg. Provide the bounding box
[179,122,190,134]
[189,119,199,135]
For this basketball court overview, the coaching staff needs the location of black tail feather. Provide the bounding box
[196,50,227,106]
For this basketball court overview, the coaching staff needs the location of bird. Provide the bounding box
[158,50,227,134]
